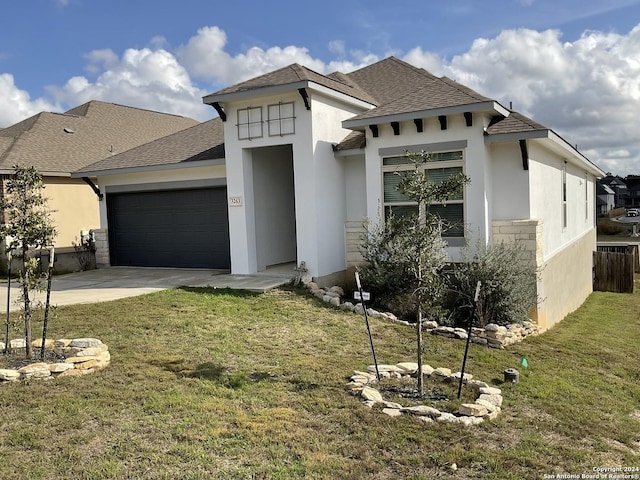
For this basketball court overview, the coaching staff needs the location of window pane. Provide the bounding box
[384,205,419,219]
[427,167,464,200]
[248,107,262,123]
[383,172,412,203]
[429,203,464,237]
[382,151,462,166]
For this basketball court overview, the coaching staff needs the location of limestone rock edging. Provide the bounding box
[303,280,539,348]
[346,361,503,425]
[0,338,110,383]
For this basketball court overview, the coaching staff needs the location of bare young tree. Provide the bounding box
[0,165,57,359]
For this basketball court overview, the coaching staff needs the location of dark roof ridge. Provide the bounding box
[65,100,195,120]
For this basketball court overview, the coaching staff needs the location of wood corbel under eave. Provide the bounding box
[370,125,379,138]
[81,177,104,201]
[414,119,423,133]
[211,102,226,122]
[519,139,529,170]
[438,115,447,130]
[298,88,311,110]
[391,122,400,136]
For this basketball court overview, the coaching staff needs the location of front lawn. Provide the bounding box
[0,282,639,479]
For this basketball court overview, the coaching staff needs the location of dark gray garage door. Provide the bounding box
[107,187,230,268]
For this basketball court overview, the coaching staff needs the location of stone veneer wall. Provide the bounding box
[535,228,596,331]
[92,228,110,266]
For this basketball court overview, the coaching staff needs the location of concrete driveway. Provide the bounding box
[0,267,294,312]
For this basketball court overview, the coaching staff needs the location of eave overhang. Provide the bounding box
[71,158,225,179]
[342,101,510,130]
[485,129,604,177]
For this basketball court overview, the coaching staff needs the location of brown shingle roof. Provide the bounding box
[75,118,224,174]
[0,101,198,175]
[485,111,547,135]
[346,74,494,122]
[344,57,438,105]
[334,131,366,151]
[204,63,378,105]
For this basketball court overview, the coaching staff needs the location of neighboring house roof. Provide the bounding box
[0,101,198,176]
[75,118,225,176]
[596,183,615,195]
[600,176,627,188]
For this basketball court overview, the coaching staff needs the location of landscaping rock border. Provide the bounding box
[346,361,503,425]
[303,281,539,348]
[0,338,110,383]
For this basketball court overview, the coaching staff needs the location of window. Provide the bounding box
[382,151,465,238]
[585,173,589,221]
[267,102,295,136]
[237,106,263,140]
[562,166,567,229]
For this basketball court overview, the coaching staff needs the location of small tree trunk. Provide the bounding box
[417,305,423,396]
[416,261,424,397]
[22,246,32,359]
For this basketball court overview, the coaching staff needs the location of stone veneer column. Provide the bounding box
[91,229,110,266]
[345,221,366,266]
[492,219,544,326]
[491,219,543,267]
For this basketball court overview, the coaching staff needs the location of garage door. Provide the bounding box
[107,187,230,268]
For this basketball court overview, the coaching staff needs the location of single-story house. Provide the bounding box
[0,101,198,271]
[74,57,604,330]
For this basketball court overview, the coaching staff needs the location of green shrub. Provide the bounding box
[358,214,447,321]
[443,241,538,327]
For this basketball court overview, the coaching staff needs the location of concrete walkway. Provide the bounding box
[0,266,295,312]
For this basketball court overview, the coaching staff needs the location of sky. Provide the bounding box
[1,0,640,175]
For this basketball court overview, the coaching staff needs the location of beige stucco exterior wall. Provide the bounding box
[535,228,595,331]
[44,177,99,250]
[492,219,595,331]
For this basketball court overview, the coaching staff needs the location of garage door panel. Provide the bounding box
[107,187,230,268]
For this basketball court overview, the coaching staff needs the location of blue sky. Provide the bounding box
[1,0,640,174]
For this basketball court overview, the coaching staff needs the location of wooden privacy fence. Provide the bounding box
[593,249,635,293]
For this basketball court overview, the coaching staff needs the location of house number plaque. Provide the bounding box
[229,196,243,206]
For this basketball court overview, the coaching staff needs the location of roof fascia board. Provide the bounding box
[71,158,225,178]
[334,148,365,158]
[203,81,309,104]
[342,101,509,129]
[0,170,72,177]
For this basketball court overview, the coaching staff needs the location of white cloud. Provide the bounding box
[0,74,58,126]
[404,25,640,175]
[48,47,211,121]
[3,22,640,175]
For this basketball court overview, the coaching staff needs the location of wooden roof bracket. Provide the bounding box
[519,139,529,170]
[82,177,104,201]
[414,119,423,133]
[391,122,400,136]
[438,115,447,130]
[370,125,379,138]
[298,88,311,110]
[211,102,226,122]
[464,112,473,127]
